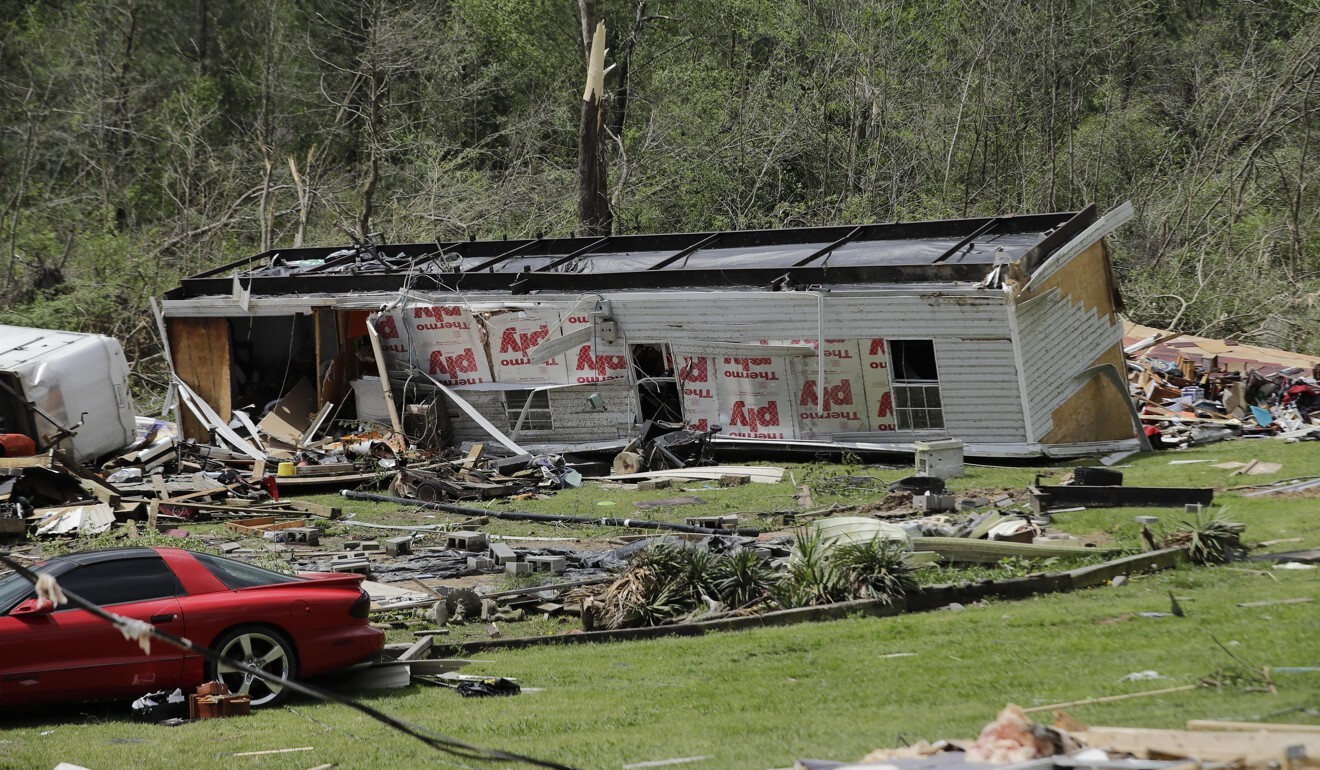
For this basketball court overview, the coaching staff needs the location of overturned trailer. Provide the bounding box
[160,203,1144,459]
[0,325,137,463]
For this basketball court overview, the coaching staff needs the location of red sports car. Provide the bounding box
[0,547,383,707]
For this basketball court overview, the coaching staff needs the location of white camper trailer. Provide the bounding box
[0,325,137,463]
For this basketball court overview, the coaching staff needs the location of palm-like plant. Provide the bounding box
[1161,512,1245,565]
[831,538,916,606]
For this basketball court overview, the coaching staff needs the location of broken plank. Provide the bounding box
[1077,726,1320,762]
[910,536,1118,563]
[274,472,382,489]
[282,462,357,477]
[1030,484,1214,511]
[163,486,230,503]
[279,499,342,519]
[163,500,314,516]
[225,518,308,536]
[461,443,486,470]
[595,466,785,485]
[1022,685,1200,714]
[1187,721,1320,734]
[0,454,53,469]
[1236,597,1312,608]
[395,634,433,662]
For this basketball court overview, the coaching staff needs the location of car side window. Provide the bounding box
[54,557,181,609]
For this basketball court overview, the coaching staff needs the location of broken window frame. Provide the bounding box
[504,389,554,432]
[889,339,945,431]
[630,342,684,423]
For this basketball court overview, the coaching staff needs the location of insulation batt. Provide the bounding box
[35,573,67,609]
[966,705,1056,764]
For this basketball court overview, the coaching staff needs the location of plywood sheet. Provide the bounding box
[167,317,232,441]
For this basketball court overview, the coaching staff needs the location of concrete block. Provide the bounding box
[445,530,488,551]
[330,551,370,575]
[384,536,412,557]
[526,555,567,574]
[914,493,956,513]
[359,540,381,551]
[638,479,673,491]
[466,556,495,571]
[489,542,517,565]
[286,527,320,546]
[504,561,531,577]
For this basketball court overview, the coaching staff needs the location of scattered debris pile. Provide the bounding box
[796,703,1320,770]
[1125,323,1320,448]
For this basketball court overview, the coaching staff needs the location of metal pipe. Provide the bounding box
[341,491,760,537]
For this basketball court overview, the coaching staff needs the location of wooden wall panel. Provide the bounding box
[167,316,233,441]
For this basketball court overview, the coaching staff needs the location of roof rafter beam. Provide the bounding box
[793,225,864,267]
[535,236,612,272]
[646,232,721,271]
[469,237,546,273]
[930,216,1005,264]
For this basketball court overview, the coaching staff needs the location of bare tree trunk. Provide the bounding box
[578,18,611,237]
[258,141,273,252]
[288,146,315,248]
[608,0,647,142]
[358,1,383,240]
[4,98,37,297]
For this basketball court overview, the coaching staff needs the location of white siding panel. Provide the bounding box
[1014,288,1123,438]
[608,291,1013,343]
[935,338,1028,443]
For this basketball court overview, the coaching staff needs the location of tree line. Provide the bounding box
[2,0,1318,363]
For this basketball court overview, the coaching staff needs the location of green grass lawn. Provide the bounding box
[3,441,1318,770]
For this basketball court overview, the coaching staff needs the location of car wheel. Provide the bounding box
[208,626,298,707]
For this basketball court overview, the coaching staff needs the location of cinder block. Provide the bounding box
[286,527,320,546]
[445,531,488,551]
[638,479,673,491]
[489,542,517,565]
[914,494,956,513]
[466,556,495,571]
[330,551,370,575]
[526,555,566,574]
[504,561,531,577]
[384,536,412,557]
[359,540,381,551]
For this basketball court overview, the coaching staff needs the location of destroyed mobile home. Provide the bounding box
[159,203,1145,461]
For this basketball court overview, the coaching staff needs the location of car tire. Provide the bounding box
[207,626,298,707]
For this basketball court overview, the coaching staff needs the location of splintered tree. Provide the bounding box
[577,9,612,237]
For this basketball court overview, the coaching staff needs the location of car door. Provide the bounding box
[0,556,185,703]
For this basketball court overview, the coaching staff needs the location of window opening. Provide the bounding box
[889,340,944,431]
[505,389,553,431]
[631,344,683,423]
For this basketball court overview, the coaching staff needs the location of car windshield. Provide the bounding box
[193,552,304,590]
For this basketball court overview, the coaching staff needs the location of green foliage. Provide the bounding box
[710,548,779,607]
[830,538,917,605]
[2,0,1320,356]
[777,528,847,607]
[1162,512,1247,565]
[778,528,916,608]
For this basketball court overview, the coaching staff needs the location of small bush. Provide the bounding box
[1162,512,1246,565]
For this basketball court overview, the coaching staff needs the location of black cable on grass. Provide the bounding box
[0,552,575,770]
